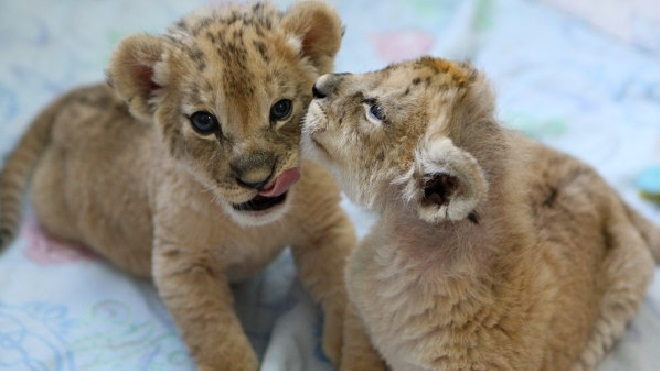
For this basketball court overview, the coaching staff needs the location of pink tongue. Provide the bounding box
[258,167,301,197]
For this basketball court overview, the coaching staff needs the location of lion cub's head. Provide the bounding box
[106,1,342,225]
[303,57,508,223]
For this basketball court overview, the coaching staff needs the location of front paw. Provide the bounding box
[340,344,389,371]
[322,305,344,367]
[197,367,257,371]
[196,352,258,371]
[339,305,389,371]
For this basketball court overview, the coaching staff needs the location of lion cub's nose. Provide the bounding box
[232,152,276,190]
[312,83,326,99]
[312,74,338,99]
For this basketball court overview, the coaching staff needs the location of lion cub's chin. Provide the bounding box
[221,193,293,226]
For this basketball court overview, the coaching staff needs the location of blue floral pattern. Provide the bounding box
[0,302,75,371]
[1,0,659,370]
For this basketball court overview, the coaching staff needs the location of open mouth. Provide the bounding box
[232,191,288,212]
[230,167,300,213]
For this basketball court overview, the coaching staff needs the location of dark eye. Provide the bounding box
[190,111,219,134]
[367,101,386,122]
[270,99,293,121]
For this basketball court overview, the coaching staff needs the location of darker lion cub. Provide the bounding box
[0,2,369,370]
[303,57,660,371]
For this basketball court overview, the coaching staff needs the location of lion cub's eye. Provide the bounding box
[364,99,386,123]
[190,111,219,135]
[270,99,293,122]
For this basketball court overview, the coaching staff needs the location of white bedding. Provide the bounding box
[1,0,660,370]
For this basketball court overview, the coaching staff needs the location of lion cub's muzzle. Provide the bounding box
[230,152,301,212]
[306,74,348,156]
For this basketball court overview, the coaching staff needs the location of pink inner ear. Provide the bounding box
[297,14,332,57]
[134,64,161,91]
[300,30,318,56]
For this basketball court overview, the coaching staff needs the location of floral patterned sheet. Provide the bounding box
[1,0,660,370]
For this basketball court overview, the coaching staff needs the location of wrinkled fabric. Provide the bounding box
[1,0,659,370]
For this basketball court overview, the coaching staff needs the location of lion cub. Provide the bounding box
[303,56,660,371]
[0,2,368,370]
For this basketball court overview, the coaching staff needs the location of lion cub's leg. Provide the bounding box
[289,208,353,366]
[340,303,390,371]
[570,197,655,371]
[288,162,387,370]
[153,240,258,371]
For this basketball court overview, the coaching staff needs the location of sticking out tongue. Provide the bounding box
[258,167,301,197]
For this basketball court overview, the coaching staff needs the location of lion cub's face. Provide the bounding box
[107,2,342,225]
[303,57,497,222]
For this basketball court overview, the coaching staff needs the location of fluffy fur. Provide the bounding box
[0,2,374,370]
[302,56,660,371]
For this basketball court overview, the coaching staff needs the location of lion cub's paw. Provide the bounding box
[196,359,258,371]
[197,367,257,371]
[406,138,488,224]
[322,305,344,366]
[195,347,259,371]
[338,307,389,371]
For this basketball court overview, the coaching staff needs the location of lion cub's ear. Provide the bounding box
[106,34,167,123]
[413,138,488,223]
[281,1,343,75]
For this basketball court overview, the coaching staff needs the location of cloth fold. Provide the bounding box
[1,0,659,370]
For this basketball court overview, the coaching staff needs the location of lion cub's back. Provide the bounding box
[31,84,154,273]
[45,84,148,147]
[511,131,627,367]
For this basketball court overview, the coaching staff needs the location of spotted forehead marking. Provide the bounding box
[161,2,305,136]
[412,57,476,88]
[165,2,281,46]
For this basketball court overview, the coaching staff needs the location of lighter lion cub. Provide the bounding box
[0,2,370,370]
[303,57,660,371]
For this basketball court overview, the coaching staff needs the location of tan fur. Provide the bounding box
[0,2,376,370]
[302,56,660,371]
